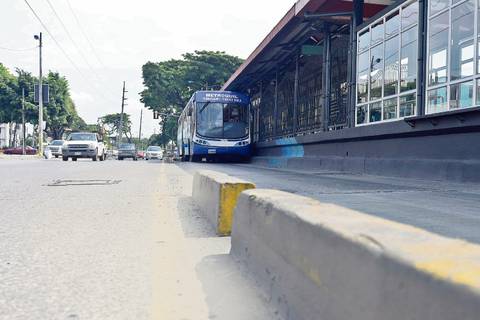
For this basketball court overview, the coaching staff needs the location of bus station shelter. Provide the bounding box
[222,0,480,182]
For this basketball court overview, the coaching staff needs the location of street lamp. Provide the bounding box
[34,32,43,155]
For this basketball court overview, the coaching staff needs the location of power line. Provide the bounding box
[44,0,101,77]
[22,0,117,104]
[0,45,37,52]
[43,0,118,100]
[65,0,106,69]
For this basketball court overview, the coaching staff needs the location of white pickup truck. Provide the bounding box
[62,132,106,162]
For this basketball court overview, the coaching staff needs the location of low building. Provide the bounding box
[0,123,35,148]
[223,0,480,182]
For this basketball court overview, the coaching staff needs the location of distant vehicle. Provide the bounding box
[46,140,64,158]
[3,146,37,155]
[118,143,137,161]
[137,150,145,159]
[145,146,163,160]
[177,91,251,162]
[62,132,106,162]
[173,148,180,161]
[106,149,118,159]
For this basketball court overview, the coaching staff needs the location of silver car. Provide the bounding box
[145,146,163,160]
[47,140,65,158]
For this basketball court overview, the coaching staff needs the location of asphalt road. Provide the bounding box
[177,162,480,244]
[0,158,275,320]
[2,157,479,319]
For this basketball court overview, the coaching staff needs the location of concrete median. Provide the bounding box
[231,189,480,320]
[192,170,255,236]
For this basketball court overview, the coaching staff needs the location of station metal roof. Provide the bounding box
[222,0,396,91]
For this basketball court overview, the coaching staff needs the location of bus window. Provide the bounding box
[223,104,247,139]
[197,102,248,139]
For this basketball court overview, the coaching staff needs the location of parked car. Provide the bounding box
[145,146,163,160]
[46,140,65,158]
[3,146,37,155]
[137,150,145,159]
[62,132,106,161]
[118,143,137,161]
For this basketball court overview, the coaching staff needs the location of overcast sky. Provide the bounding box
[0,0,295,137]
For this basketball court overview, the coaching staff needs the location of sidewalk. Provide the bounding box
[0,154,42,160]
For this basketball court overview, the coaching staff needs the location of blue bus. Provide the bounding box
[177,91,251,162]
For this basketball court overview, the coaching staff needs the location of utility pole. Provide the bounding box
[22,88,26,155]
[138,109,143,150]
[117,81,127,147]
[34,32,43,155]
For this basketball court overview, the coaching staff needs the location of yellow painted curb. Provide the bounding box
[192,170,256,236]
[218,182,256,236]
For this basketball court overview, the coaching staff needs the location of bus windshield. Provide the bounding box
[196,102,248,139]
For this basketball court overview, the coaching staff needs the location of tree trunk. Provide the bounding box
[8,122,14,147]
[12,123,18,147]
[53,127,64,140]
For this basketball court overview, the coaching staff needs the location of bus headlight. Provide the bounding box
[235,141,249,146]
[194,138,210,146]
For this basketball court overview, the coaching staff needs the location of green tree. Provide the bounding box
[44,72,82,140]
[0,64,87,143]
[0,64,20,145]
[147,116,178,148]
[140,50,243,145]
[0,65,39,146]
[0,64,18,122]
[100,113,133,142]
[16,69,38,125]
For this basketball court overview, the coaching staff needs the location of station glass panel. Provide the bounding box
[476,79,480,104]
[385,11,400,38]
[355,0,418,126]
[383,97,398,120]
[370,44,384,100]
[371,21,384,44]
[401,1,418,29]
[450,81,473,109]
[369,102,382,122]
[430,0,449,16]
[450,0,474,81]
[399,93,416,117]
[429,12,449,86]
[384,36,399,97]
[478,0,480,74]
[356,105,368,125]
[426,0,480,114]
[357,51,369,103]
[427,87,448,113]
[400,26,418,92]
[358,30,370,53]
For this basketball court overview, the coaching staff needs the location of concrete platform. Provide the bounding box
[177,162,480,244]
[231,189,480,320]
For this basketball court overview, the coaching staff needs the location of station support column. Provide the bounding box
[349,0,364,128]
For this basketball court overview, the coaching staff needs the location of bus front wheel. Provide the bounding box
[189,155,201,162]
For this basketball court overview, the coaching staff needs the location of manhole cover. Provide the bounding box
[47,179,121,186]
